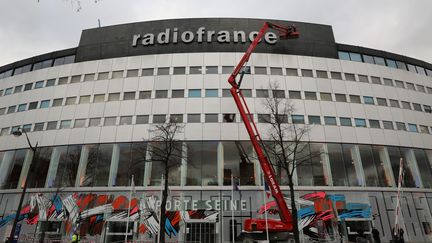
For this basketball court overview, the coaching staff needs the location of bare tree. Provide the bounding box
[147,121,184,243]
[259,82,321,243]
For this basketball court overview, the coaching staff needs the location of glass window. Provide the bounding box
[324,116,337,125]
[205,66,218,74]
[316,70,328,79]
[81,144,114,187]
[22,124,32,133]
[72,75,83,83]
[136,115,149,124]
[173,67,186,75]
[241,89,252,97]
[14,85,22,93]
[46,79,55,87]
[335,93,347,102]
[7,106,16,114]
[4,88,13,95]
[344,73,356,81]
[126,69,139,77]
[386,59,397,68]
[11,126,20,134]
[114,143,147,186]
[24,83,33,91]
[148,141,181,186]
[363,96,374,105]
[349,95,361,103]
[123,91,136,100]
[389,99,399,108]
[46,121,58,130]
[108,93,120,101]
[254,66,267,75]
[292,115,305,124]
[112,70,124,79]
[355,118,367,127]
[74,119,86,128]
[89,118,101,127]
[396,122,406,131]
[340,117,352,126]
[274,114,288,123]
[40,100,50,108]
[0,128,9,136]
[272,90,285,98]
[60,120,71,129]
[58,77,68,85]
[120,116,132,125]
[27,147,52,188]
[369,119,381,128]
[359,145,391,187]
[382,121,394,130]
[64,55,75,64]
[222,141,255,185]
[65,97,76,105]
[187,114,200,123]
[383,78,393,86]
[426,69,432,76]
[288,91,301,99]
[255,89,268,98]
[327,144,359,186]
[171,89,184,98]
[320,92,332,101]
[387,147,416,187]
[408,124,418,132]
[407,64,417,73]
[93,94,105,103]
[420,125,430,134]
[157,67,169,75]
[52,98,63,107]
[338,51,350,60]
[358,75,368,83]
[97,72,109,80]
[205,114,218,123]
[416,85,426,92]
[406,82,415,90]
[52,145,82,187]
[401,101,411,109]
[223,114,236,123]
[428,87,432,94]
[17,104,27,112]
[412,103,422,111]
[0,107,5,115]
[170,114,183,123]
[139,91,151,99]
[286,68,298,76]
[376,98,387,106]
[83,73,95,82]
[222,89,231,97]
[349,52,362,62]
[394,80,405,88]
[331,71,342,80]
[34,80,44,89]
[270,67,283,75]
[370,76,381,84]
[2,149,27,189]
[79,95,91,104]
[188,89,201,98]
[424,105,431,113]
[28,102,38,110]
[301,69,313,77]
[308,115,321,125]
[189,66,202,74]
[205,89,218,97]
[222,66,234,74]
[304,91,317,100]
[414,149,432,188]
[374,56,386,66]
[363,55,375,64]
[258,114,270,123]
[152,114,166,123]
[104,117,117,126]
[142,68,154,76]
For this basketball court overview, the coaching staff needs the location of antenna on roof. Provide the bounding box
[98,19,101,28]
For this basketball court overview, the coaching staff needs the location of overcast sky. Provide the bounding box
[0,0,431,66]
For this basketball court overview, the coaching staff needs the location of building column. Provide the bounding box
[379,146,396,187]
[404,149,423,188]
[351,145,366,187]
[0,151,15,188]
[217,142,224,186]
[45,147,62,188]
[75,145,90,187]
[108,144,120,187]
[17,149,32,189]
[321,144,333,186]
[143,145,152,186]
[180,142,188,187]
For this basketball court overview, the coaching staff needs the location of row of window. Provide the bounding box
[0,55,75,80]
[1,113,431,137]
[0,142,431,189]
[1,66,432,99]
[1,88,431,117]
[338,51,432,77]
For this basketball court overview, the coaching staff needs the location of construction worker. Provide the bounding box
[71,232,80,243]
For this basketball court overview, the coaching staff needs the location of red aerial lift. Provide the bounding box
[227,22,299,241]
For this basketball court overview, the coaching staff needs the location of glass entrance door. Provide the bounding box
[185,222,216,243]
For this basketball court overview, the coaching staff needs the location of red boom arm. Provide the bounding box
[227,22,299,232]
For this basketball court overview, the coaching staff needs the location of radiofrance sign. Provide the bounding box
[132,27,278,47]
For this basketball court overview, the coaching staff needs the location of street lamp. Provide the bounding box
[8,128,38,243]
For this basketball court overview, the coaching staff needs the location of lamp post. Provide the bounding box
[8,128,38,243]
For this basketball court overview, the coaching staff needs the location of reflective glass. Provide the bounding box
[374,56,385,66]
[171,90,184,98]
[81,144,113,187]
[359,145,390,187]
[355,118,366,127]
[205,66,218,74]
[28,147,52,188]
[387,147,416,187]
[338,51,350,60]
[149,142,181,186]
[327,144,358,186]
[188,89,201,98]
[414,149,432,188]
[222,141,255,186]
[142,68,154,76]
[2,149,27,189]
[53,145,81,187]
[349,52,362,62]
[363,55,375,64]
[386,59,397,68]
[205,89,218,97]
[324,116,337,125]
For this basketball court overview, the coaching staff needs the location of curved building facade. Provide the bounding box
[0,18,431,242]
